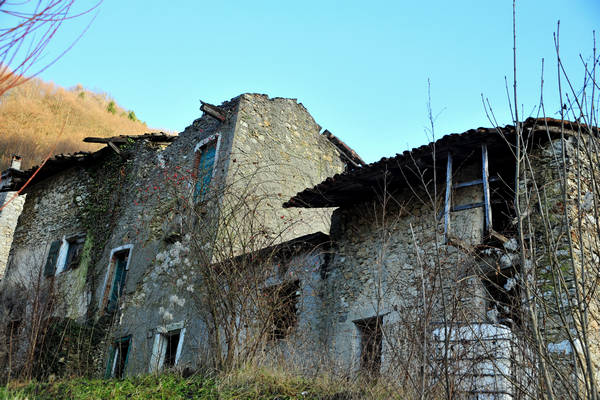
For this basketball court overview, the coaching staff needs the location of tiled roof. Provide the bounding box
[283,118,593,208]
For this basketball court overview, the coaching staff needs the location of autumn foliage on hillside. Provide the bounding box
[0,74,163,170]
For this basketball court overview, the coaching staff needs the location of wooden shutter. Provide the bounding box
[194,141,217,202]
[43,240,61,277]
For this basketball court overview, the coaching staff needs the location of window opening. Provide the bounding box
[263,280,300,340]
[106,336,131,379]
[354,316,383,377]
[193,138,218,202]
[105,249,130,313]
[163,330,181,368]
[150,324,186,372]
[64,234,85,270]
[43,233,86,277]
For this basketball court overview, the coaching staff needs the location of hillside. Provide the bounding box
[0,76,165,171]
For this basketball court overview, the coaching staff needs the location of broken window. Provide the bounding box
[263,280,300,340]
[354,316,383,377]
[100,246,132,314]
[193,135,219,203]
[43,233,86,277]
[106,335,131,379]
[149,322,186,372]
[482,269,521,328]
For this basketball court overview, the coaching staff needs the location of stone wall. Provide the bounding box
[521,132,600,396]
[3,167,92,320]
[0,191,25,279]
[225,94,347,248]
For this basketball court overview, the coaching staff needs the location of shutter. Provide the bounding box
[43,240,61,277]
[194,141,217,202]
[105,345,116,378]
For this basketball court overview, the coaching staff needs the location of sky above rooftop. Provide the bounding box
[11,0,600,163]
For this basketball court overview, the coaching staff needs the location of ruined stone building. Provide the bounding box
[1,94,599,399]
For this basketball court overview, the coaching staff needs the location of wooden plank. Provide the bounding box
[481,144,492,233]
[454,176,499,189]
[452,202,485,212]
[444,153,452,241]
[454,179,483,189]
[200,101,226,122]
[490,229,509,244]
[107,141,121,155]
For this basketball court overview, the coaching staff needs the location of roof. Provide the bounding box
[284,118,594,209]
[322,130,366,168]
[2,133,177,191]
[83,132,176,144]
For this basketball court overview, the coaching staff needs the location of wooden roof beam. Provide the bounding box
[200,101,226,122]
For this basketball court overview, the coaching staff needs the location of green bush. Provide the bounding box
[107,101,116,114]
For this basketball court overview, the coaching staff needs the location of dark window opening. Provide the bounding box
[483,268,521,329]
[264,280,300,340]
[487,154,517,236]
[355,316,383,377]
[163,330,181,368]
[65,234,86,270]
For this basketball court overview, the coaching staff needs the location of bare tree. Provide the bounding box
[0,0,101,96]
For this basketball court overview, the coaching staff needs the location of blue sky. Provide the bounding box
[13,1,600,163]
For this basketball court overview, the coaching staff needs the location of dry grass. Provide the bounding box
[0,74,167,170]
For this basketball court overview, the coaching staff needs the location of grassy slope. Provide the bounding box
[0,77,165,171]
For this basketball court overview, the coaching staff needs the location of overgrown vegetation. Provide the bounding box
[0,76,162,170]
[0,368,400,400]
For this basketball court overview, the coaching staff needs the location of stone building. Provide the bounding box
[0,93,359,377]
[1,93,598,399]
[284,117,600,398]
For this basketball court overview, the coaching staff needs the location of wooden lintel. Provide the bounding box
[107,141,121,155]
[200,101,226,122]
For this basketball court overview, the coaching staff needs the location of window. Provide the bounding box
[106,335,131,378]
[43,233,86,277]
[354,316,383,377]
[193,134,220,203]
[149,322,186,372]
[263,280,300,340]
[100,245,132,314]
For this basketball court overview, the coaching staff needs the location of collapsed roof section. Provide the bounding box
[1,133,176,191]
[284,118,594,209]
